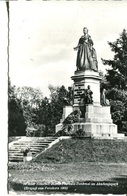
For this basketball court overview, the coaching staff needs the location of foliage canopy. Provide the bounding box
[102,29,127,134]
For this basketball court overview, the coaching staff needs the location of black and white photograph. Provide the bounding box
[6,0,127,195]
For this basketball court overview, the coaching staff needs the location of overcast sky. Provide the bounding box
[9,1,127,97]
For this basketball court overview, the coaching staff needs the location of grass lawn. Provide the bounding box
[8,138,127,194]
[9,162,127,194]
[34,138,127,163]
[9,162,127,183]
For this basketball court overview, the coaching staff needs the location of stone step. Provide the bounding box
[9,154,32,158]
[9,159,23,161]
[13,142,50,145]
[11,145,47,149]
[28,149,42,152]
[9,150,43,154]
[9,154,23,157]
[9,147,44,151]
[10,146,44,150]
[10,147,46,150]
[9,160,23,162]
[9,150,22,153]
[35,143,52,145]
[31,145,49,148]
[18,137,58,142]
[30,146,46,149]
[9,158,23,162]
[14,141,56,145]
[9,136,59,162]
[36,141,53,143]
[9,150,36,153]
[43,140,56,143]
[29,144,48,146]
[9,153,22,156]
[9,150,23,153]
[11,147,45,150]
[9,152,35,156]
[9,156,23,159]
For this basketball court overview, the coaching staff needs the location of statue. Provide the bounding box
[54,110,81,136]
[101,88,110,106]
[63,86,74,106]
[79,85,93,117]
[79,90,86,117]
[74,27,98,72]
[85,85,93,104]
[67,86,74,105]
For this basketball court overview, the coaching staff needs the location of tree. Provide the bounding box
[8,79,26,136]
[36,85,73,136]
[14,86,44,127]
[102,29,127,89]
[36,97,51,136]
[102,29,127,134]
[48,85,71,134]
[9,82,73,136]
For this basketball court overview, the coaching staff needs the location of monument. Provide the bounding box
[56,27,124,139]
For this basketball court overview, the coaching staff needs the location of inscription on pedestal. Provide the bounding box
[74,83,85,104]
[71,71,101,105]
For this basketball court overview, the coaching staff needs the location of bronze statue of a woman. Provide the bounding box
[74,27,98,72]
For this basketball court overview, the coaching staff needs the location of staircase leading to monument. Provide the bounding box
[9,137,58,162]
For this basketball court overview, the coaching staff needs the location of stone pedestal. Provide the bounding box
[62,106,73,121]
[86,104,117,138]
[85,105,112,123]
[72,105,118,139]
[55,123,63,133]
[71,70,101,106]
[72,122,117,139]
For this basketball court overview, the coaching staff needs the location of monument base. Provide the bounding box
[72,122,118,139]
[72,104,124,139]
[55,104,125,139]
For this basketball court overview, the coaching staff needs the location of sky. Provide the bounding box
[9,0,127,97]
